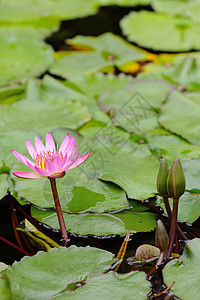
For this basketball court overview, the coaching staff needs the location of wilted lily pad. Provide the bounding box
[0,27,54,87]
[120,11,200,51]
[163,238,200,300]
[4,246,114,300]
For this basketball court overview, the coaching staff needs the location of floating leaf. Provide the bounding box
[53,271,150,300]
[98,79,171,135]
[153,0,200,23]
[147,133,200,162]
[5,246,114,300]
[120,11,200,51]
[0,27,54,87]
[182,159,200,192]
[0,278,10,300]
[31,207,157,235]
[159,90,200,145]
[157,192,200,223]
[0,174,10,200]
[163,238,200,299]
[97,0,151,6]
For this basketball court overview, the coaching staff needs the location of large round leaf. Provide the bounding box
[5,246,114,300]
[157,192,200,223]
[120,11,200,51]
[163,238,200,300]
[31,207,157,235]
[53,271,150,300]
[98,79,171,135]
[0,27,54,87]
[159,90,200,146]
[153,0,200,23]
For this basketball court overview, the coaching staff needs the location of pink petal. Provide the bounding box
[63,151,79,171]
[68,152,90,170]
[53,155,63,172]
[45,132,55,152]
[59,133,70,153]
[13,172,44,179]
[34,165,49,177]
[59,154,68,170]
[63,136,75,157]
[70,144,78,160]
[45,161,56,175]
[35,136,46,154]
[12,150,35,168]
[26,139,37,159]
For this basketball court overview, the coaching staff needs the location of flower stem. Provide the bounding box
[163,196,188,241]
[166,197,179,257]
[49,178,69,247]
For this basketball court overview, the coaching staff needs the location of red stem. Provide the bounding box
[0,236,31,256]
[166,197,179,257]
[49,178,69,247]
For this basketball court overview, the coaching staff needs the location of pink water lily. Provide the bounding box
[12,132,90,179]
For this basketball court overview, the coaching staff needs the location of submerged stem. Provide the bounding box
[49,178,69,247]
[166,197,179,257]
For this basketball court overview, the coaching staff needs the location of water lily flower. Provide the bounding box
[12,132,90,179]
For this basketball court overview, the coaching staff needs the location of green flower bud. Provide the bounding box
[157,158,169,196]
[155,219,169,252]
[167,158,186,198]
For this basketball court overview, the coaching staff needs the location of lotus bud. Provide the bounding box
[157,158,169,196]
[155,220,169,252]
[167,158,186,198]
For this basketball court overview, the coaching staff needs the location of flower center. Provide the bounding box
[35,150,63,170]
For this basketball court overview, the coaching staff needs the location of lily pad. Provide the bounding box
[0,174,10,200]
[182,159,200,192]
[5,246,114,300]
[120,11,200,51]
[163,238,200,300]
[147,133,200,162]
[0,27,54,87]
[97,0,151,6]
[0,0,97,26]
[31,207,157,235]
[0,278,10,300]
[159,90,200,146]
[98,79,171,135]
[0,96,91,135]
[157,192,200,223]
[67,33,146,70]
[53,271,150,300]
[153,0,200,23]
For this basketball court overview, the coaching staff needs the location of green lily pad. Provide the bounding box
[182,159,200,192]
[97,0,151,6]
[50,52,112,78]
[67,33,146,70]
[153,0,200,23]
[163,238,200,300]
[159,90,200,146]
[0,27,54,87]
[147,133,200,162]
[120,11,200,51]
[99,150,159,200]
[157,192,200,223]
[0,174,10,200]
[0,96,91,135]
[98,79,171,135]
[50,32,147,77]
[0,0,97,27]
[0,278,10,300]
[31,207,157,235]
[5,246,114,300]
[66,73,133,99]
[53,271,150,300]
